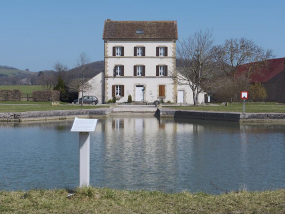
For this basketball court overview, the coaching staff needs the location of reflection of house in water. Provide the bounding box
[101,117,206,137]
[112,119,124,129]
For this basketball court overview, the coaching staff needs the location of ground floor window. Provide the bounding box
[112,85,124,97]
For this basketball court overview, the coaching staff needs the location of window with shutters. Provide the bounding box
[156,65,168,76]
[113,47,124,56]
[134,47,145,56]
[112,85,124,97]
[134,65,145,76]
[158,85,166,97]
[156,47,168,56]
[114,65,124,76]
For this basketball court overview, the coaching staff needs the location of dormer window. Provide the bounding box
[136,29,143,34]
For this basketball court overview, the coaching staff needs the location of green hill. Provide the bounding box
[0,66,32,77]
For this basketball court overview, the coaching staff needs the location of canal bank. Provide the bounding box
[156,108,285,123]
[0,105,285,122]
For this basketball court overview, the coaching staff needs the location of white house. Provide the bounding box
[83,20,204,104]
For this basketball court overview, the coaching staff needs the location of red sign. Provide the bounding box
[240,91,248,99]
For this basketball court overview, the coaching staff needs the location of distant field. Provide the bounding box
[0,68,31,77]
[0,85,43,95]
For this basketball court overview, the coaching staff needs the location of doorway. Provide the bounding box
[135,86,144,101]
[178,90,184,103]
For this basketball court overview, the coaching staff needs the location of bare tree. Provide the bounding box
[68,78,92,95]
[38,71,57,90]
[217,38,274,82]
[174,30,218,105]
[215,38,273,101]
[77,52,90,106]
[54,62,68,78]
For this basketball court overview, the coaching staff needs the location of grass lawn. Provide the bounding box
[0,85,43,95]
[0,187,284,213]
[0,101,107,112]
[165,102,285,113]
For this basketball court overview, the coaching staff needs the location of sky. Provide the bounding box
[1,0,285,72]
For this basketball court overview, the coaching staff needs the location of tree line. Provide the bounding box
[174,30,273,105]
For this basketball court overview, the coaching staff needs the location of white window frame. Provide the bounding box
[137,47,143,56]
[115,66,122,76]
[115,85,122,96]
[159,66,165,76]
[159,47,165,56]
[137,65,143,76]
[116,47,122,56]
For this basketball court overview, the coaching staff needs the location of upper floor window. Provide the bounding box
[134,65,145,76]
[113,47,124,56]
[114,65,124,76]
[134,47,145,56]
[156,47,168,56]
[156,65,168,76]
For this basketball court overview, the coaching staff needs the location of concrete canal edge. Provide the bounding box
[155,108,285,123]
[0,106,284,123]
[0,108,113,122]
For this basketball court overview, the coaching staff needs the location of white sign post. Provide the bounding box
[240,91,248,114]
[71,117,97,187]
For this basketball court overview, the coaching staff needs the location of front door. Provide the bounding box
[178,90,184,103]
[135,86,144,101]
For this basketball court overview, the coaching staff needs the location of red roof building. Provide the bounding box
[239,57,285,102]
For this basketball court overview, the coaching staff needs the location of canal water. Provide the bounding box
[0,117,284,194]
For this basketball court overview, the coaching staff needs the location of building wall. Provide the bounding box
[79,71,105,104]
[177,85,205,104]
[107,77,175,103]
[263,70,285,103]
[105,40,177,103]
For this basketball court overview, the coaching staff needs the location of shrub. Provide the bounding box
[250,82,267,102]
[0,90,21,101]
[128,95,132,103]
[112,96,116,103]
[107,99,113,103]
[32,90,60,102]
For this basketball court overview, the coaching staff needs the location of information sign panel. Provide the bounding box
[71,117,97,132]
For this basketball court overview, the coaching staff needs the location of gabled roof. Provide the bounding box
[238,57,285,83]
[103,20,178,40]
